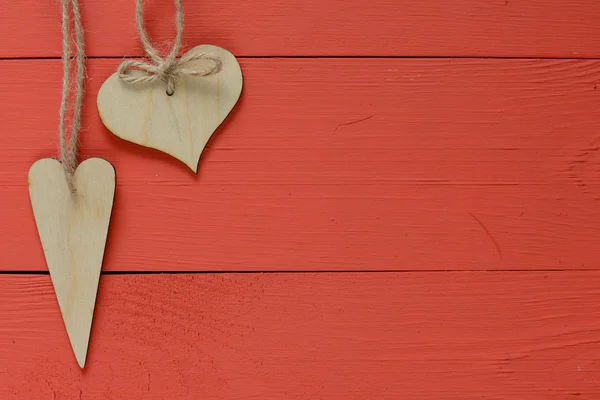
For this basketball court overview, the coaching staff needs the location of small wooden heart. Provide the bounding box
[97,44,243,172]
[28,158,116,368]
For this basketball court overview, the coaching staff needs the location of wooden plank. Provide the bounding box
[2,0,600,58]
[1,272,599,398]
[2,58,600,272]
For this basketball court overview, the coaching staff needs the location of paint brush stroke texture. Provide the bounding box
[1,273,599,399]
[2,0,600,57]
[1,59,599,271]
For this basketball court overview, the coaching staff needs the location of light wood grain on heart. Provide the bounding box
[97,44,243,172]
[28,157,116,368]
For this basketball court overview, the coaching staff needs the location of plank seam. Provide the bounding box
[4,55,600,61]
[0,269,594,275]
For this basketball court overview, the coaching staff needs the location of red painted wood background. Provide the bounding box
[1,0,600,398]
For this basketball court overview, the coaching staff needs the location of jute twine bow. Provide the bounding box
[117,0,222,96]
[59,0,85,192]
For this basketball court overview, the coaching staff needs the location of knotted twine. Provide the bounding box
[59,0,85,192]
[117,0,222,96]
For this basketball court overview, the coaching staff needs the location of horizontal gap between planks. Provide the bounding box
[0,269,591,275]
[4,55,600,61]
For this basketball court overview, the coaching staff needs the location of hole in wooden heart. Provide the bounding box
[97,44,243,172]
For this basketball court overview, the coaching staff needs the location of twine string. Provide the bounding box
[59,0,86,192]
[117,0,221,96]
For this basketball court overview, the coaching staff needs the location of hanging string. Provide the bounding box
[117,0,222,96]
[59,0,86,192]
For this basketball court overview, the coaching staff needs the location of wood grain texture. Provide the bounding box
[2,58,600,272]
[28,158,116,368]
[1,272,599,399]
[2,0,600,58]
[98,45,243,172]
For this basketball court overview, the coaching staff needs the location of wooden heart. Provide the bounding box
[97,44,243,172]
[28,158,116,368]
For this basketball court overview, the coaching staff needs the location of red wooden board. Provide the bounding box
[2,0,600,58]
[1,272,599,399]
[2,58,600,271]
[2,0,600,396]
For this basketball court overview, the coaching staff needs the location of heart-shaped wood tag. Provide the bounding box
[28,158,116,368]
[97,44,243,172]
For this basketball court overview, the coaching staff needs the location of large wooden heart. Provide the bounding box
[97,44,243,172]
[28,158,116,368]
